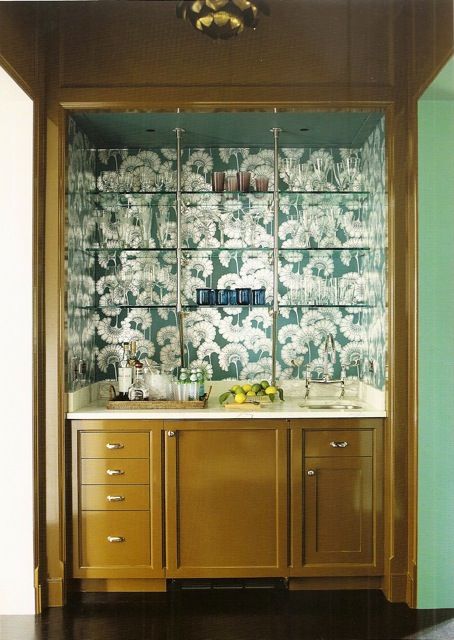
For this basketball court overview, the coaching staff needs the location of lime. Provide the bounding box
[257,389,265,396]
[265,385,277,395]
[260,380,270,389]
[251,383,262,393]
[231,385,243,394]
[235,393,247,404]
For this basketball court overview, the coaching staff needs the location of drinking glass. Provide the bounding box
[255,176,269,192]
[225,175,238,191]
[211,171,225,192]
[237,171,251,192]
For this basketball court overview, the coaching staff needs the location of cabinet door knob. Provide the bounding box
[307,469,316,476]
[106,442,124,450]
[106,469,125,476]
[330,441,349,448]
[107,495,125,502]
[167,431,176,437]
[107,536,125,543]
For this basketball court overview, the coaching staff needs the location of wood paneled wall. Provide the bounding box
[409,0,454,98]
[0,2,41,95]
[56,0,394,93]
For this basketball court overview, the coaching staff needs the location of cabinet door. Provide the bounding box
[304,456,375,572]
[165,424,288,578]
[290,423,383,577]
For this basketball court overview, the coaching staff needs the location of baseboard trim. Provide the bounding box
[288,576,382,591]
[406,571,416,608]
[381,573,408,603]
[74,578,167,593]
[47,578,65,607]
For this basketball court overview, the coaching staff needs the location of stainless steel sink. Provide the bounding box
[298,402,364,410]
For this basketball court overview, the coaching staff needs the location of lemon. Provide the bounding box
[260,380,270,389]
[251,383,262,393]
[265,385,277,395]
[246,390,256,397]
[242,383,252,393]
[234,393,247,404]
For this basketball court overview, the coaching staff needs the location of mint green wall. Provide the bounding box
[418,58,454,609]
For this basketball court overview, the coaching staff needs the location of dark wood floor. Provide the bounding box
[2,589,454,640]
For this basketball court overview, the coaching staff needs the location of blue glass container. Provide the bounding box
[252,288,266,305]
[196,288,215,305]
[236,287,252,305]
[228,289,238,305]
[216,289,229,305]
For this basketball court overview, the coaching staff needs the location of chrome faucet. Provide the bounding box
[323,333,336,381]
[304,333,347,400]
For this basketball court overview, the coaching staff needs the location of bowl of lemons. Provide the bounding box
[219,380,284,406]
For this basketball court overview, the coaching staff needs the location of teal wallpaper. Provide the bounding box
[66,116,387,389]
[66,118,97,389]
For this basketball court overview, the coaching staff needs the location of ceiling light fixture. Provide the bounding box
[176,0,269,40]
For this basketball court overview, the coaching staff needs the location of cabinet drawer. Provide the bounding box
[80,458,150,485]
[80,511,150,567]
[80,432,149,459]
[81,484,150,511]
[304,430,373,457]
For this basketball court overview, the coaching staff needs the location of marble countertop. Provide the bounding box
[67,397,386,420]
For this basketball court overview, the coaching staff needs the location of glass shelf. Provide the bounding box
[89,189,368,197]
[282,190,369,195]
[182,304,270,310]
[182,247,273,253]
[83,245,370,253]
[90,190,176,196]
[85,247,177,253]
[279,304,373,309]
[181,190,368,196]
[81,303,371,310]
[278,246,370,251]
[81,305,177,310]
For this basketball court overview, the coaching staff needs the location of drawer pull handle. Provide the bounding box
[106,469,125,476]
[107,536,125,543]
[107,495,125,502]
[330,441,349,448]
[167,431,176,437]
[106,443,124,450]
[307,469,316,476]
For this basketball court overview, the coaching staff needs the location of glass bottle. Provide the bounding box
[188,368,198,400]
[128,362,149,401]
[118,342,132,400]
[196,368,205,400]
[128,341,141,381]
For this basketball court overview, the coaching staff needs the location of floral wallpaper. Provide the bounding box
[66,118,97,390]
[361,117,387,389]
[66,116,387,390]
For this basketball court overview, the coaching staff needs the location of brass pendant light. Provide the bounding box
[176,0,269,40]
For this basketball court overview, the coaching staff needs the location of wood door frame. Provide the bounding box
[0,55,46,615]
[45,96,410,605]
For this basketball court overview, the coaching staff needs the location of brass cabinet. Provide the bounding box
[71,417,383,585]
[290,419,383,577]
[164,420,288,578]
[71,421,164,579]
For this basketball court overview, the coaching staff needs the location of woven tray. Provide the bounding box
[106,386,211,410]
